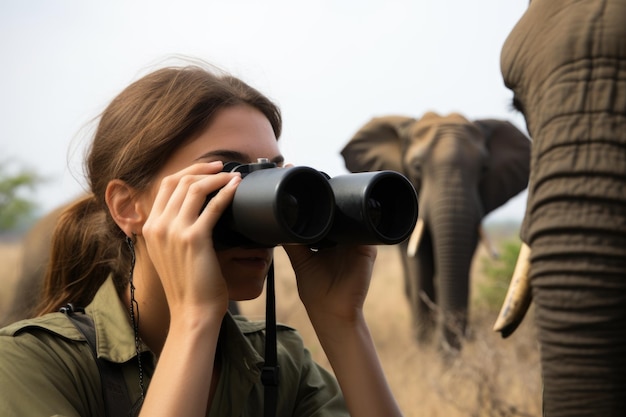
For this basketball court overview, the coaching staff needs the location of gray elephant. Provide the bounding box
[1,197,240,327]
[1,202,66,327]
[492,1,626,416]
[341,111,530,353]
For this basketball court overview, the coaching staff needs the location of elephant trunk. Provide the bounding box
[427,169,482,351]
[528,149,626,415]
[524,121,626,415]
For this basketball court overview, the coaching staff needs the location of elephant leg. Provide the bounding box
[3,262,46,326]
[400,235,436,344]
[398,240,414,301]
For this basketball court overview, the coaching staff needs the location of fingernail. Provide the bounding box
[228,174,242,186]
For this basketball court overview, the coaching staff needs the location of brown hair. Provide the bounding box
[37,64,282,314]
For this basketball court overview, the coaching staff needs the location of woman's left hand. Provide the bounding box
[283,244,377,322]
[285,244,405,417]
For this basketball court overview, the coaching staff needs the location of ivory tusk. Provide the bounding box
[407,218,424,257]
[493,242,532,338]
[478,224,499,259]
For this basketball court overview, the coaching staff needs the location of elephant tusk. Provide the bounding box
[478,225,499,259]
[493,242,532,338]
[407,218,425,257]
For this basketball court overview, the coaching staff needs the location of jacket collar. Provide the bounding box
[85,276,145,363]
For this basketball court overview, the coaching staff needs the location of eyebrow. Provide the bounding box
[195,150,285,165]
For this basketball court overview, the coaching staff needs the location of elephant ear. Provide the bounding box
[474,119,531,215]
[341,116,416,173]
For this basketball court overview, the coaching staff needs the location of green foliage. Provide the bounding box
[477,237,522,311]
[0,160,42,232]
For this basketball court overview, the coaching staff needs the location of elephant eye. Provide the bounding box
[410,161,423,177]
[481,160,490,177]
[510,96,525,115]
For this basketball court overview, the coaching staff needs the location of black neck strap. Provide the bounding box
[261,261,279,417]
[60,304,134,416]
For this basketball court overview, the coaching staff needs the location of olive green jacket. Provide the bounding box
[0,276,347,416]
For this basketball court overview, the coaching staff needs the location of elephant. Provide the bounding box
[341,111,531,354]
[1,197,240,328]
[1,202,66,327]
[492,0,626,415]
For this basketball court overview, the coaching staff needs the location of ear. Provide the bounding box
[474,120,531,215]
[105,179,145,237]
[341,116,416,173]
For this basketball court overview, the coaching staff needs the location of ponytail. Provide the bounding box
[36,194,129,315]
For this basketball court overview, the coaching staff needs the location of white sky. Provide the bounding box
[0,0,529,223]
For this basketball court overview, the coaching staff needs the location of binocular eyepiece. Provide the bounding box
[206,159,418,249]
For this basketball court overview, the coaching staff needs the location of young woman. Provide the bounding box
[0,62,403,417]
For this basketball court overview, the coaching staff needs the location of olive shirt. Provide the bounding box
[0,276,348,416]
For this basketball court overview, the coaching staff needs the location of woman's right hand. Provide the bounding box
[138,161,241,417]
[141,161,241,321]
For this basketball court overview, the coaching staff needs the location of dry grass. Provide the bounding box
[0,240,542,416]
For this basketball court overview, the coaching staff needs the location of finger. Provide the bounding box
[197,174,242,231]
[151,162,224,216]
[178,172,241,222]
[146,173,236,245]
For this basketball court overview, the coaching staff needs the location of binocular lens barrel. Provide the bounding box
[325,171,418,245]
[228,166,335,246]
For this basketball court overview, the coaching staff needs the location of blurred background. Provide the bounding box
[1,0,528,224]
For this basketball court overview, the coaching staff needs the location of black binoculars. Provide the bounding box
[206,159,418,248]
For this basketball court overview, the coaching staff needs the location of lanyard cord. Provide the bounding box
[126,235,145,405]
[262,261,279,417]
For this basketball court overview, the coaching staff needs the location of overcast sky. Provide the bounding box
[1,0,529,223]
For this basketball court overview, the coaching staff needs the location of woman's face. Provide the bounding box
[148,104,283,301]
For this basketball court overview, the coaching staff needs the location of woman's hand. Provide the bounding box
[283,244,404,417]
[283,244,377,322]
[139,162,242,417]
[142,161,241,320]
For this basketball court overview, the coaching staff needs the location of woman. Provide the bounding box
[0,62,403,416]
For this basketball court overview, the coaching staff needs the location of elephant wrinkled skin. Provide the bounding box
[500,0,626,415]
[341,112,530,353]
